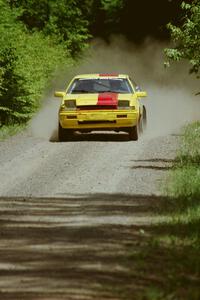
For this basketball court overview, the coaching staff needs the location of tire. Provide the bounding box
[58,123,65,141]
[129,126,138,141]
[138,115,143,134]
[142,106,147,130]
[58,123,73,142]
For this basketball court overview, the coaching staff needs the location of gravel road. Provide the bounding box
[0,131,178,198]
[0,130,178,299]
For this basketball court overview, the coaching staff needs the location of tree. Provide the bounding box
[8,0,125,51]
[8,0,92,56]
[165,0,200,77]
[0,0,68,126]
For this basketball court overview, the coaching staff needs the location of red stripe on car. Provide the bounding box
[97,93,118,108]
[99,73,119,77]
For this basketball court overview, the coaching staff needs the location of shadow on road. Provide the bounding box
[0,194,199,300]
[130,158,175,171]
[131,165,172,171]
[50,132,130,143]
[131,158,175,163]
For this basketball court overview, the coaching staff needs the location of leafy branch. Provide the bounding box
[165,0,200,77]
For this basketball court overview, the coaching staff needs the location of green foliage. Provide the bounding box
[0,123,25,140]
[100,0,124,35]
[0,0,69,126]
[101,0,124,19]
[0,0,125,128]
[167,165,200,200]
[45,1,90,56]
[9,0,49,30]
[163,122,200,248]
[8,0,125,54]
[165,0,200,76]
[178,122,200,163]
[8,0,92,56]
[101,0,123,10]
[166,122,200,201]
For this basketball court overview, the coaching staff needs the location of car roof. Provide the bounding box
[73,74,129,79]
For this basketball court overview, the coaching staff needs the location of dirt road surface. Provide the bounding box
[0,131,178,299]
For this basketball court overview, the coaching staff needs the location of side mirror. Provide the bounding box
[54,91,65,98]
[135,91,147,98]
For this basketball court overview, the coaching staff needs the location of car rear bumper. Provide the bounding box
[59,110,139,130]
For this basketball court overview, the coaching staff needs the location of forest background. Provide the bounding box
[1,0,199,128]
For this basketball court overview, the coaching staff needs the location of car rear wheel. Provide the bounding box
[129,126,138,141]
[138,106,147,134]
[143,106,147,130]
[138,116,143,134]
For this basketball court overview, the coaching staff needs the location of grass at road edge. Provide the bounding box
[115,122,200,300]
[137,122,200,300]
[0,124,26,141]
[164,121,200,245]
[90,124,200,300]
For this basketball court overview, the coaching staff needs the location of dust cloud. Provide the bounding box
[30,95,60,140]
[30,36,200,140]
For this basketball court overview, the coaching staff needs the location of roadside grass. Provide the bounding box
[133,122,200,300]
[164,122,200,245]
[0,124,26,141]
[101,219,200,300]
[107,123,200,300]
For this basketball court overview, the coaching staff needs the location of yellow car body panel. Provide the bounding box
[59,94,139,129]
[55,73,147,133]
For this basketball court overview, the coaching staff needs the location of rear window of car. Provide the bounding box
[68,78,133,94]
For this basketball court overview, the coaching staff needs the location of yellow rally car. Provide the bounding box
[54,74,147,141]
